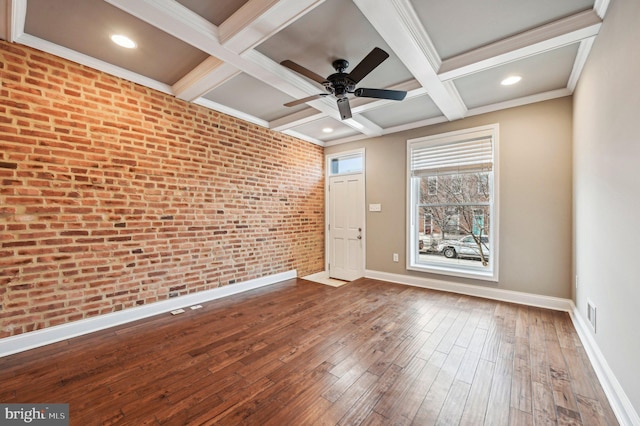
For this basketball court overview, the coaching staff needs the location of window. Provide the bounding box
[451,176,462,194]
[330,153,363,175]
[477,173,489,195]
[408,124,499,281]
[427,176,438,195]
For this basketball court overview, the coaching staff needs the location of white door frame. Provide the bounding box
[325,148,366,279]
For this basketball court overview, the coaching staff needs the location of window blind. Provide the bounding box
[411,136,493,176]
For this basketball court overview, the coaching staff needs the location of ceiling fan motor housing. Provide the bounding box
[325,60,356,98]
[324,73,356,97]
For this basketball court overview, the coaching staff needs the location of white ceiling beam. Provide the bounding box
[104,1,311,99]
[106,0,378,136]
[173,57,240,102]
[593,0,611,19]
[353,0,467,121]
[220,0,324,54]
[438,10,602,81]
[343,115,383,137]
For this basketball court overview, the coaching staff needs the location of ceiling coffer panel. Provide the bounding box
[176,0,250,26]
[202,72,308,122]
[24,0,209,85]
[453,43,580,109]
[411,0,595,59]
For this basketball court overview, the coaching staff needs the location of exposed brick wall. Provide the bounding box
[0,41,325,338]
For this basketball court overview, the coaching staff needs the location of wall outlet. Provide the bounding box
[393,253,399,262]
[587,299,596,332]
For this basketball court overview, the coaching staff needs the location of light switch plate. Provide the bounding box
[369,204,382,212]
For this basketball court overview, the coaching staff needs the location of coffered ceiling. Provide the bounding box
[0,0,610,146]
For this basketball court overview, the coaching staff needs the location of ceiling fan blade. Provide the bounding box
[280,60,327,84]
[348,47,389,83]
[354,88,407,101]
[337,97,352,120]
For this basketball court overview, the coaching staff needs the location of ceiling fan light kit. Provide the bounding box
[281,47,407,120]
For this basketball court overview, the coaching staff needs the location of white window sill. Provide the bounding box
[408,262,498,282]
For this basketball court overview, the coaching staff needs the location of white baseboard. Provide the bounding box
[568,303,640,426]
[0,270,297,358]
[365,270,573,312]
[364,269,638,425]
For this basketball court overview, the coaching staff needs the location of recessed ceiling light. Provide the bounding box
[322,127,334,133]
[501,75,522,86]
[111,34,136,49]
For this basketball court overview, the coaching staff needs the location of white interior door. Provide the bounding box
[328,174,364,281]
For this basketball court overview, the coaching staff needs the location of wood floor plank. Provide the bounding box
[412,345,467,424]
[372,355,427,416]
[0,278,618,425]
[484,320,516,426]
[532,380,558,425]
[436,379,472,426]
[387,349,448,423]
[337,363,404,425]
[459,358,495,426]
[511,336,533,414]
[456,326,488,384]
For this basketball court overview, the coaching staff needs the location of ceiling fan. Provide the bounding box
[281,47,407,120]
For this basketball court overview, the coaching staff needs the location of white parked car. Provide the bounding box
[437,235,490,260]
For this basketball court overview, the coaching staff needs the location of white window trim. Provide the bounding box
[406,124,500,282]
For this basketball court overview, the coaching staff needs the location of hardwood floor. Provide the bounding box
[0,278,618,425]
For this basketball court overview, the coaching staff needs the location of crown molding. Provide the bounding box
[194,97,269,128]
[16,33,173,94]
[567,36,596,92]
[281,129,325,146]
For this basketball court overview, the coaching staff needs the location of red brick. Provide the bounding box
[0,40,324,338]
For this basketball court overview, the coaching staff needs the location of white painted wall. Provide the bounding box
[573,0,640,416]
